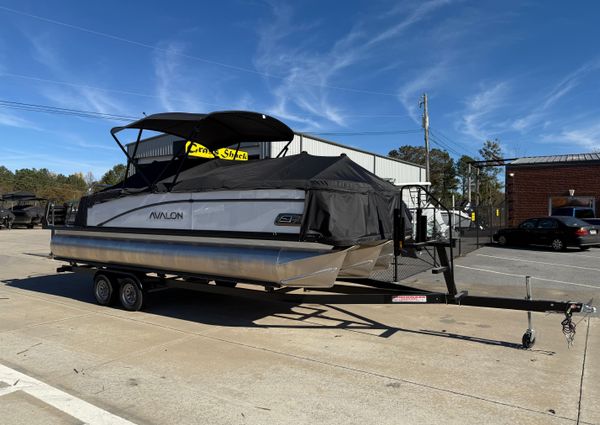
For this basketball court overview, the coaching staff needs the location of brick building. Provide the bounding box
[506,153,600,226]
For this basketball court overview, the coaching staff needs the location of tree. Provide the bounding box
[477,139,504,205]
[99,164,127,186]
[4,168,90,202]
[389,146,458,205]
[84,171,96,189]
[0,166,14,194]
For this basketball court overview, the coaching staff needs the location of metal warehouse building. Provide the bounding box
[506,153,600,225]
[127,132,426,186]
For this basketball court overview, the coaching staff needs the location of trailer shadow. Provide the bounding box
[4,273,523,350]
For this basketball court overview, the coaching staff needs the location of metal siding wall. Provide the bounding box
[269,134,302,158]
[374,157,422,184]
[302,137,374,171]
[128,133,425,186]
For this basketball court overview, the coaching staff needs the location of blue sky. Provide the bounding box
[1,0,600,177]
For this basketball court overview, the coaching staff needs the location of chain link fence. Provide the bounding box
[371,200,508,283]
[456,201,507,257]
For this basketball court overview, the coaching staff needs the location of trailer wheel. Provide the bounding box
[93,273,116,306]
[215,280,237,288]
[522,330,535,349]
[119,277,144,311]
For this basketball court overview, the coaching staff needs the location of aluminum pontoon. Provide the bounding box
[50,111,409,289]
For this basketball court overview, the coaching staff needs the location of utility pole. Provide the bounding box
[420,93,430,182]
[467,163,472,204]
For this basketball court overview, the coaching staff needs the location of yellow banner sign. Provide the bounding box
[185,141,248,161]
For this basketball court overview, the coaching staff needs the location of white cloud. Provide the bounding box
[510,59,600,133]
[153,41,248,112]
[366,0,454,47]
[0,111,37,129]
[542,60,600,109]
[459,81,510,140]
[397,63,449,125]
[542,122,600,151]
[1,147,111,176]
[254,0,454,128]
[22,32,135,120]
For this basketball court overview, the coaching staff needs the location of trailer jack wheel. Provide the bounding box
[522,330,536,349]
[93,273,116,306]
[119,278,144,311]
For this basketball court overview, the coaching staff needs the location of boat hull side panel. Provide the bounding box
[86,190,305,234]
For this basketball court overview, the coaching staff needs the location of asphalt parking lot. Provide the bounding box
[409,243,600,303]
[0,229,598,425]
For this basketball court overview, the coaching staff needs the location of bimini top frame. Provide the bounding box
[110,111,295,191]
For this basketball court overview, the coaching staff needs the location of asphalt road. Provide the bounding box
[0,229,598,425]
[409,244,600,304]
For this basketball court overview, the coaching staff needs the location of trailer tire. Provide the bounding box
[93,273,116,306]
[119,277,144,311]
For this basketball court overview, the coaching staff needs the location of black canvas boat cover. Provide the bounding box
[76,153,410,246]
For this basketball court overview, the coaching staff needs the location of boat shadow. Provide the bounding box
[4,273,523,350]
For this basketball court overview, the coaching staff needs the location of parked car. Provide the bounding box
[493,216,600,251]
[551,206,595,219]
[583,218,600,226]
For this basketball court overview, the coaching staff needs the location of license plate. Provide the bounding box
[590,229,597,235]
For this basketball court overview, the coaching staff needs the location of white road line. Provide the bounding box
[455,264,599,289]
[476,253,600,272]
[557,252,600,260]
[0,363,135,425]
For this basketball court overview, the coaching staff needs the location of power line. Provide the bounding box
[0,98,422,138]
[0,5,397,97]
[429,129,469,155]
[2,73,419,124]
[0,99,139,121]
[429,128,479,158]
[1,72,228,108]
[429,134,464,157]
[304,129,421,136]
[428,132,463,155]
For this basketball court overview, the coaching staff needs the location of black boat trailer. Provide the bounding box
[56,258,595,349]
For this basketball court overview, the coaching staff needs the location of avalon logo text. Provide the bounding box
[149,211,184,220]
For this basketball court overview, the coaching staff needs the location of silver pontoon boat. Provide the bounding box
[50,111,408,288]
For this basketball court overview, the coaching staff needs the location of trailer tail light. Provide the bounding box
[575,227,589,236]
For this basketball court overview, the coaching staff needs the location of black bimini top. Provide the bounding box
[111,111,294,152]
